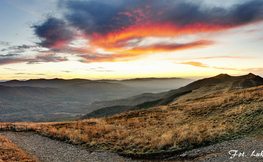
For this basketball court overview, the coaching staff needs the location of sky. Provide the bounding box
[1,0,263,80]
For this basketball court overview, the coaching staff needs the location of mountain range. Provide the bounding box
[0,77,191,122]
[79,73,263,119]
[1,73,262,122]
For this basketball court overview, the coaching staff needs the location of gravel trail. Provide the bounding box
[1,131,263,162]
[165,135,263,162]
[0,131,138,162]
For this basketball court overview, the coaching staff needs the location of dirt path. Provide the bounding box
[1,131,263,162]
[164,135,263,162]
[0,132,138,162]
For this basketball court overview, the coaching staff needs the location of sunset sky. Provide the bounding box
[1,0,263,80]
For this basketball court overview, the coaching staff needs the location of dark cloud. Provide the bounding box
[30,0,263,63]
[33,0,263,43]
[1,45,41,53]
[0,54,19,57]
[58,0,263,34]
[0,58,33,66]
[231,0,263,25]
[32,17,74,48]
[7,45,40,50]
[61,0,141,34]
[28,54,68,64]
[0,54,68,66]
[158,1,263,26]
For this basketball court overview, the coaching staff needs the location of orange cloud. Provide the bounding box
[90,22,232,51]
[176,61,263,73]
[177,61,209,68]
[177,56,255,61]
[74,40,214,63]
[124,40,214,54]
[176,61,237,70]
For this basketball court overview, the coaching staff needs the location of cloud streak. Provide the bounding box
[176,56,256,61]
[176,61,263,73]
[177,61,209,68]
[0,54,68,66]
[0,41,11,46]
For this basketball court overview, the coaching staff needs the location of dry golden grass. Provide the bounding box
[0,135,38,162]
[2,85,263,157]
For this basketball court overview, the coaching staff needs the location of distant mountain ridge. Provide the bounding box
[0,77,191,122]
[80,73,263,119]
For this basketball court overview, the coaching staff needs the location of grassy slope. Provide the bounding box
[80,73,263,120]
[78,105,131,119]
[29,85,263,158]
[0,135,37,161]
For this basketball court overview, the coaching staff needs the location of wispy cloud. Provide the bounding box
[0,54,68,66]
[15,73,45,75]
[177,56,255,61]
[60,70,70,73]
[0,54,19,57]
[177,61,209,68]
[0,41,11,46]
[4,68,17,71]
[28,54,68,64]
[176,61,263,73]
[5,0,47,20]
[86,67,115,72]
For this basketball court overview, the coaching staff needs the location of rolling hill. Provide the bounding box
[80,73,263,119]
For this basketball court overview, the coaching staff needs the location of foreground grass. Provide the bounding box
[0,135,38,162]
[2,85,263,158]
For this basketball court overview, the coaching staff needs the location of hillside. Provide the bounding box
[79,105,132,120]
[85,92,166,113]
[80,73,263,120]
[172,73,263,104]
[26,84,263,158]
